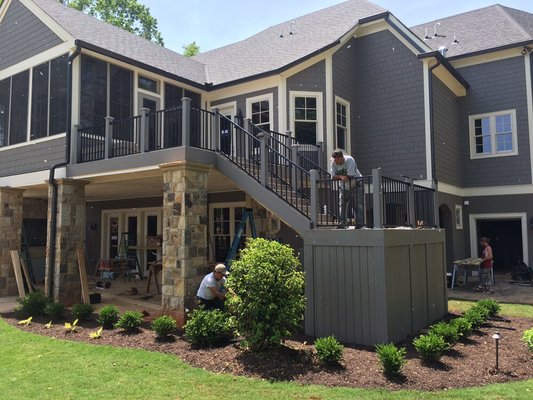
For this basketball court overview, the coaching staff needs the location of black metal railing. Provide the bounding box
[111,115,141,157]
[79,124,106,163]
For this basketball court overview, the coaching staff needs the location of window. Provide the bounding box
[138,75,159,93]
[469,110,517,158]
[0,78,10,147]
[49,54,68,135]
[109,64,132,120]
[455,205,463,230]
[251,100,270,131]
[335,97,350,151]
[9,70,29,145]
[290,92,323,145]
[80,55,107,128]
[31,62,49,139]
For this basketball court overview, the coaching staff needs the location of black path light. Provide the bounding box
[491,332,501,371]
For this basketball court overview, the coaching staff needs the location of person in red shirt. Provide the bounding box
[478,237,494,294]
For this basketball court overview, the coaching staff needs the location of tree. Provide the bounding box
[58,0,164,46]
[182,41,200,57]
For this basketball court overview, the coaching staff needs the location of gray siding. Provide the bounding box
[211,87,278,130]
[333,31,426,178]
[433,77,462,187]
[457,56,531,187]
[0,137,66,177]
[438,192,467,269]
[0,0,63,71]
[286,60,326,139]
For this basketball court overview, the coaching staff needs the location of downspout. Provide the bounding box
[428,58,441,227]
[47,46,81,297]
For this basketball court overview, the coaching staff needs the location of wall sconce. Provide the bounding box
[521,46,532,55]
[491,332,501,371]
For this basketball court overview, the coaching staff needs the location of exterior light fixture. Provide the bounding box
[491,332,501,370]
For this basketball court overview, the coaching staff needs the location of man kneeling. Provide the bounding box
[196,263,228,310]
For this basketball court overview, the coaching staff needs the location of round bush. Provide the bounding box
[97,305,120,329]
[523,327,533,351]
[184,308,233,347]
[413,333,449,362]
[463,306,489,329]
[476,299,501,318]
[375,343,407,376]
[429,321,460,346]
[151,315,177,338]
[115,311,144,331]
[17,291,50,317]
[450,317,472,338]
[315,336,344,365]
[44,302,65,320]
[71,303,95,321]
[226,238,305,351]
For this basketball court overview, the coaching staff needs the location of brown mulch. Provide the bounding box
[2,309,532,392]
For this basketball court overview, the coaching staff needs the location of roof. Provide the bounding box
[31,0,208,86]
[410,4,533,59]
[192,0,386,86]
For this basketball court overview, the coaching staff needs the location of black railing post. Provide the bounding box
[211,108,220,151]
[181,97,191,147]
[407,176,416,227]
[310,169,318,229]
[104,116,114,159]
[71,124,80,164]
[372,168,383,228]
[140,107,149,152]
[257,131,269,185]
[316,141,323,168]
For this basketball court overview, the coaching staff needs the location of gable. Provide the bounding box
[0,0,63,71]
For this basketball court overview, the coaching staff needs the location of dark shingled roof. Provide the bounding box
[410,4,533,59]
[192,0,386,85]
[32,0,208,85]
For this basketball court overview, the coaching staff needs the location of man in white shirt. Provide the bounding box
[330,149,363,227]
[196,263,228,310]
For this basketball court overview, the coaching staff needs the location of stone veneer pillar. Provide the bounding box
[46,179,88,305]
[0,187,24,297]
[160,161,209,326]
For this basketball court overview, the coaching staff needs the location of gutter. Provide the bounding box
[428,59,441,225]
[46,46,81,298]
[418,51,470,89]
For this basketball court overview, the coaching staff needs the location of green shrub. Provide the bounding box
[476,299,501,318]
[97,305,120,329]
[315,336,344,365]
[375,343,407,376]
[184,308,233,347]
[115,311,144,331]
[413,333,449,362]
[226,238,305,351]
[463,306,489,329]
[71,303,95,321]
[429,321,460,346]
[450,317,472,338]
[151,315,177,338]
[523,327,533,351]
[44,302,65,320]
[17,291,50,317]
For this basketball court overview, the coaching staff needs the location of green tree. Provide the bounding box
[59,0,164,46]
[182,41,200,57]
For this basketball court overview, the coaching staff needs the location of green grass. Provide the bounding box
[448,299,533,319]
[1,301,533,399]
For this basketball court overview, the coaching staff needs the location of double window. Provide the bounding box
[290,91,323,145]
[247,94,273,133]
[469,110,517,159]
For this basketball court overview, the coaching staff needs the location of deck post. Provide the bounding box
[104,116,114,159]
[211,108,220,150]
[407,177,416,227]
[70,124,80,164]
[372,168,383,228]
[257,131,269,185]
[310,169,318,228]
[181,97,191,147]
[140,107,149,152]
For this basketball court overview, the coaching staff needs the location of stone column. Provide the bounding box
[160,161,209,326]
[46,179,89,305]
[0,187,24,297]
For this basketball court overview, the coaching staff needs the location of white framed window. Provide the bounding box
[209,202,247,263]
[289,91,323,144]
[335,96,350,152]
[469,110,517,159]
[246,93,273,132]
[455,204,463,230]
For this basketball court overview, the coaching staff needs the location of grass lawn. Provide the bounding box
[1,302,532,400]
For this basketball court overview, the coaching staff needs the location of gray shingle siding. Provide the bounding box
[211,88,278,130]
[457,56,531,187]
[0,0,63,71]
[433,77,462,186]
[286,60,326,139]
[337,30,425,177]
[0,137,66,177]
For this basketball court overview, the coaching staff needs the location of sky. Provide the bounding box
[141,0,533,54]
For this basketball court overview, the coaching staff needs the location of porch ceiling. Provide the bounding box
[21,169,239,201]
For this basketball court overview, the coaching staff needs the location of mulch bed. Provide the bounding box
[2,309,532,392]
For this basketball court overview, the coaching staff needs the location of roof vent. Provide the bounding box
[424,27,430,40]
[433,22,445,38]
[438,46,448,57]
[452,35,459,45]
[289,20,296,35]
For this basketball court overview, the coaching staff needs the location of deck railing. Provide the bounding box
[73,97,437,229]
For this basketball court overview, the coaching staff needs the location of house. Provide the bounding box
[0,0,531,343]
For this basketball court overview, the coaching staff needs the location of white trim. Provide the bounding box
[278,77,287,133]
[525,53,533,183]
[334,95,350,154]
[212,101,236,117]
[0,167,65,188]
[245,93,274,130]
[439,181,533,197]
[0,0,13,22]
[423,59,433,182]
[468,212,528,265]
[468,109,518,159]
[0,132,66,152]
[289,90,324,143]
[450,49,523,69]
[325,55,334,156]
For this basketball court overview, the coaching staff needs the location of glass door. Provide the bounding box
[139,93,160,150]
[210,203,247,263]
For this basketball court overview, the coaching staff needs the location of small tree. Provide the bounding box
[182,41,200,57]
[226,238,305,351]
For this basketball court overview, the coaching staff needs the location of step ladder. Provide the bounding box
[21,223,35,284]
[118,232,142,278]
[225,208,257,269]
